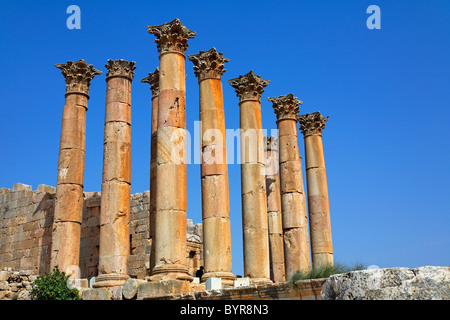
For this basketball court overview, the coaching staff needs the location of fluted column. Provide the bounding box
[188,48,235,286]
[147,19,196,281]
[94,60,136,287]
[229,71,271,284]
[268,94,310,279]
[264,137,286,282]
[141,68,159,274]
[51,59,101,277]
[297,112,333,268]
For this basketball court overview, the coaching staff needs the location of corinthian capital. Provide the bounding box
[147,18,196,55]
[268,93,302,121]
[228,70,270,103]
[141,67,160,97]
[297,112,329,136]
[188,47,230,81]
[55,59,102,96]
[105,59,136,81]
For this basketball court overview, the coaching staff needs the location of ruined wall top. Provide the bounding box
[228,70,270,103]
[297,111,329,137]
[188,47,230,82]
[147,18,196,55]
[55,59,102,97]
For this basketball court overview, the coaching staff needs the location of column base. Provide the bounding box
[201,271,236,287]
[249,277,273,286]
[147,264,193,282]
[92,273,129,288]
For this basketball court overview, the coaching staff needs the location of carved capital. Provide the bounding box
[105,59,136,81]
[268,93,302,121]
[141,67,160,97]
[264,136,279,151]
[55,59,102,97]
[147,18,196,56]
[188,47,230,81]
[297,112,329,137]
[228,70,270,103]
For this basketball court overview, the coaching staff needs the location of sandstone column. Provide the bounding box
[297,112,333,268]
[268,93,311,279]
[141,67,159,274]
[264,136,286,282]
[147,19,196,281]
[188,48,235,286]
[94,59,136,288]
[51,59,102,277]
[228,71,271,284]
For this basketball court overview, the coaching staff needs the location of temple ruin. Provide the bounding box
[0,18,333,300]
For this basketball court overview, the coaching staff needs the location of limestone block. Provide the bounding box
[137,279,191,300]
[155,126,188,165]
[201,175,230,219]
[154,163,186,211]
[241,163,266,196]
[99,181,130,226]
[54,184,84,223]
[159,52,186,91]
[153,209,187,263]
[122,278,147,299]
[322,266,450,300]
[280,192,305,229]
[304,134,325,169]
[202,217,232,272]
[157,89,186,129]
[279,161,303,193]
[65,93,88,109]
[59,106,86,150]
[56,148,85,185]
[105,101,131,124]
[50,221,81,274]
[306,167,329,196]
[234,278,250,287]
[105,86,131,105]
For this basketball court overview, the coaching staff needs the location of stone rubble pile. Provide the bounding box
[0,268,36,300]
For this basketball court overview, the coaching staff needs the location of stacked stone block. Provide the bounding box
[0,183,202,283]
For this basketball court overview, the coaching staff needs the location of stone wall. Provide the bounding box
[0,183,203,281]
[0,269,36,300]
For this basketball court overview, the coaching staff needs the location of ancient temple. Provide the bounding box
[0,18,334,300]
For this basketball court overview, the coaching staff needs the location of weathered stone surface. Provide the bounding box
[138,279,191,300]
[122,278,147,299]
[322,266,450,300]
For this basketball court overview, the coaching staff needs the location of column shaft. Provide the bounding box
[148,19,196,281]
[298,112,333,267]
[278,119,310,277]
[51,60,101,277]
[265,137,286,282]
[142,68,160,275]
[229,71,271,284]
[268,93,311,279]
[95,60,135,287]
[189,48,235,286]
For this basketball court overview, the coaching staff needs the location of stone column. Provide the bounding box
[141,67,159,274]
[264,137,286,282]
[228,71,271,284]
[51,59,102,277]
[147,18,196,281]
[188,48,235,286]
[94,60,136,288]
[297,112,333,268]
[268,93,311,279]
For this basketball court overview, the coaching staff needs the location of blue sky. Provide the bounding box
[0,1,449,277]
